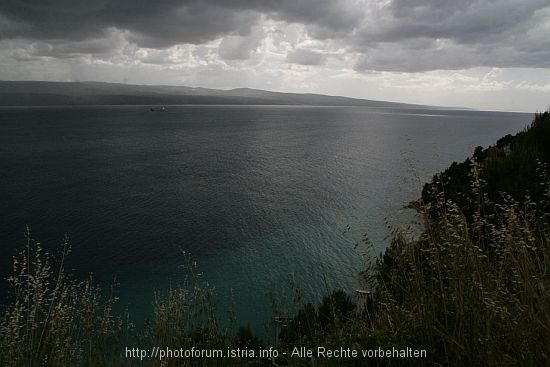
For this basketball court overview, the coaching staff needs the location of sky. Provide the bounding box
[1,0,549,112]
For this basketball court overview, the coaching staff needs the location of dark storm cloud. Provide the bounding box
[110,3,258,48]
[0,0,359,47]
[353,0,550,71]
[0,0,109,41]
[1,0,549,72]
[370,0,549,44]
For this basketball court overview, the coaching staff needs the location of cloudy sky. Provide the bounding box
[1,0,549,111]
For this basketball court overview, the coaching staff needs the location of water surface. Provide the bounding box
[0,105,531,330]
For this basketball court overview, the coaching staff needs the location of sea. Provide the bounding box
[0,105,531,333]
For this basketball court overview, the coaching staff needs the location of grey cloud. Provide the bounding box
[119,4,258,48]
[5,29,128,62]
[354,43,476,73]
[354,38,550,73]
[1,0,549,73]
[206,0,362,34]
[286,48,327,66]
[0,0,109,41]
[352,0,550,71]
[373,0,549,44]
[136,53,173,65]
[260,0,361,36]
[0,0,360,47]
[218,32,263,60]
[0,12,26,34]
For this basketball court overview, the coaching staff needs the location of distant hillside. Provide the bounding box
[0,80,446,108]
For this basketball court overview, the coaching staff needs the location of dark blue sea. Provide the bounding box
[0,105,531,332]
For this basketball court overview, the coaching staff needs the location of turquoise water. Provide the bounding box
[0,105,531,331]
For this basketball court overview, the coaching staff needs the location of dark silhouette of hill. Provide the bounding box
[0,80,464,109]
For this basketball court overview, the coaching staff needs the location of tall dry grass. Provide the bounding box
[368,161,550,366]
[0,229,125,367]
[136,253,233,367]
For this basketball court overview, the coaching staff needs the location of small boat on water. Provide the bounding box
[150,106,166,111]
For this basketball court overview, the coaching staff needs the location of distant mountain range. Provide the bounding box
[0,80,464,109]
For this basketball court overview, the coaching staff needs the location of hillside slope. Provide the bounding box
[0,80,440,108]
